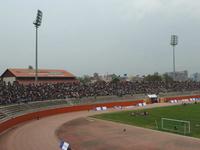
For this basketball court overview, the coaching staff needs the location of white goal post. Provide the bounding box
[161,118,190,135]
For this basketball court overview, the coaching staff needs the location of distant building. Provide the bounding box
[100,74,113,82]
[120,74,129,81]
[166,70,188,81]
[129,75,143,82]
[91,73,101,82]
[1,68,77,85]
[191,73,200,82]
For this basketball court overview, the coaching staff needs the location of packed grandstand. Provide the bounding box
[1,79,200,105]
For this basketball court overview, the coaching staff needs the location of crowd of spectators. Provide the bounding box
[1,80,200,105]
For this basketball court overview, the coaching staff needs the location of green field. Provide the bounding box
[93,103,200,138]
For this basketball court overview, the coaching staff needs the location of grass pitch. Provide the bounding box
[93,103,200,138]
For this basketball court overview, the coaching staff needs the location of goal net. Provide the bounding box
[161,118,190,135]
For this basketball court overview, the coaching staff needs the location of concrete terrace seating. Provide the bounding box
[0,111,6,120]
[0,100,68,119]
[0,104,30,116]
[27,100,68,109]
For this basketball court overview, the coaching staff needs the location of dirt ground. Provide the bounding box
[57,117,200,150]
[1,102,200,150]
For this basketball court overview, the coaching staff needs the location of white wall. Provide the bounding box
[3,77,16,84]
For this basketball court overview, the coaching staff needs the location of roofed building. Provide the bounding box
[166,70,188,81]
[1,68,77,85]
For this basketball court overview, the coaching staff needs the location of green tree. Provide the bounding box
[162,73,173,82]
[77,75,91,84]
[111,74,120,83]
[144,73,162,82]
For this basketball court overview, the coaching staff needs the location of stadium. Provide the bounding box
[1,1,200,150]
[1,75,200,150]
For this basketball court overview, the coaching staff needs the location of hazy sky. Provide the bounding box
[0,0,200,76]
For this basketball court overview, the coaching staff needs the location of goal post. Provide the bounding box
[161,118,190,135]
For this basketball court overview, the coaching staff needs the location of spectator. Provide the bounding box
[1,79,200,105]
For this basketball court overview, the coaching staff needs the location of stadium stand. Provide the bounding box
[0,100,68,118]
[0,104,30,116]
[1,79,200,105]
[0,111,6,120]
[27,100,68,109]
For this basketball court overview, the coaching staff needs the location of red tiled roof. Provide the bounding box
[4,68,75,78]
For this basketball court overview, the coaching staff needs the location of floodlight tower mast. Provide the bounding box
[33,10,43,82]
[170,35,178,80]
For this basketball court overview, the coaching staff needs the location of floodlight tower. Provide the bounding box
[170,35,178,80]
[33,10,43,82]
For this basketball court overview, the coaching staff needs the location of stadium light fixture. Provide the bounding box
[170,35,178,80]
[33,10,43,82]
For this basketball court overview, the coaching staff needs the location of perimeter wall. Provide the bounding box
[163,95,200,101]
[0,100,143,134]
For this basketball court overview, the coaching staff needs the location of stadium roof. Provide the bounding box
[1,68,75,78]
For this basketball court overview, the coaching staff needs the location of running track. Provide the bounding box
[1,104,200,150]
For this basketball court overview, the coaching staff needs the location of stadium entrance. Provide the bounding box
[147,94,158,103]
